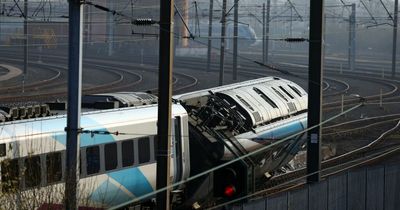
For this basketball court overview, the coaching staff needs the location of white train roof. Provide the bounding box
[173,77,306,100]
[174,76,307,129]
[0,104,187,143]
[83,92,158,107]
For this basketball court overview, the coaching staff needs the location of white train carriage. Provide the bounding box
[0,77,309,209]
[214,78,307,128]
[174,77,308,162]
[0,104,190,208]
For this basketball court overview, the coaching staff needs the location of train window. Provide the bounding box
[279,86,294,99]
[46,152,62,184]
[0,144,5,157]
[288,85,302,97]
[271,87,288,102]
[86,146,100,175]
[122,140,134,167]
[236,95,255,111]
[1,159,19,192]
[105,143,118,171]
[138,137,150,164]
[253,88,278,108]
[25,156,41,188]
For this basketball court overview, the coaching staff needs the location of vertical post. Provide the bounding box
[219,0,227,86]
[265,0,270,64]
[38,45,42,63]
[83,5,88,51]
[290,6,293,37]
[307,0,324,183]
[206,0,213,72]
[323,14,327,59]
[88,4,92,45]
[23,0,28,93]
[0,0,2,43]
[107,1,114,56]
[181,0,189,47]
[392,0,398,78]
[348,3,356,71]
[262,3,266,64]
[65,0,83,209]
[140,48,144,66]
[341,94,344,113]
[232,0,238,80]
[156,0,174,208]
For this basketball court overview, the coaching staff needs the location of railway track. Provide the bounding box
[0,50,396,104]
[261,119,400,195]
[205,117,400,209]
[0,54,199,102]
[0,49,399,209]
[323,114,400,136]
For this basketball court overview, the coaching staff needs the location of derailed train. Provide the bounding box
[0,77,307,209]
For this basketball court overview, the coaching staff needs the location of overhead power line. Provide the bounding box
[85,1,158,26]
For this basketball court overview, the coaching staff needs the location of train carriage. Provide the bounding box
[0,104,190,208]
[173,76,308,173]
[0,77,309,209]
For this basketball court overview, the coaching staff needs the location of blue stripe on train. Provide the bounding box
[90,167,154,206]
[90,179,133,206]
[53,117,116,146]
[108,167,154,197]
[253,119,307,141]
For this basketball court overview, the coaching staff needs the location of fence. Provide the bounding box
[231,163,400,210]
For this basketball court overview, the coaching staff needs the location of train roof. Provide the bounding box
[82,92,158,108]
[0,104,187,142]
[174,76,307,130]
[173,77,301,101]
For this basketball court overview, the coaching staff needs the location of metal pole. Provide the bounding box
[0,0,2,43]
[140,48,144,66]
[107,1,114,56]
[65,0,83,209]
[182,0,189,47]
[392,0,398,78]
[348,4,356,71]
[219,0,227,86]
[262,3,265,64]
[290,5,293,37]
[88,4,92,45]
[289,5,292,49]
[351,3,356,71]
[266,0,270,64]
[23,0,28,93]
[307,0,324,183]
[341,94,344,113]
[207,0,213,72]
[156,0,174,208]
[233,0,238,80]
[340,63,343,74]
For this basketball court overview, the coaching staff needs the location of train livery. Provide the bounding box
[0,103,190,208]
[0,77,308,209]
